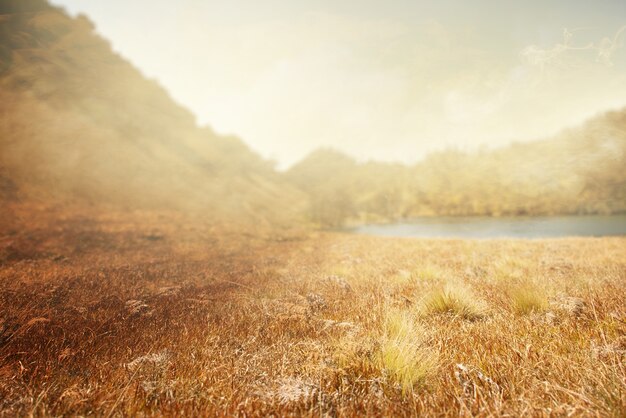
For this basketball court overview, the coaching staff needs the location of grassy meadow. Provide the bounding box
[1,203,624,416]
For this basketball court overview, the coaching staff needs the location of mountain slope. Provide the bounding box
[0,0,306,223]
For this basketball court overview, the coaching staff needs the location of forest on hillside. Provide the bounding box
[287,110,626,226]
[2,0,625,229]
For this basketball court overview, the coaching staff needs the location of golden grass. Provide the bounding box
[418,283,488,320]
[380,308,438,392]
[508,281,549,315]
[0,202,625,416]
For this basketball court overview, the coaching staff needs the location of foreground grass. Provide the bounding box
[0,203,625,416]
[418,283,488,320]
[379,308,438,393]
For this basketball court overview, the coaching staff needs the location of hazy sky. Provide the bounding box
[53,0,626,168]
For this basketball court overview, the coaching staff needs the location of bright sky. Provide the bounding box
[52,0,626,168]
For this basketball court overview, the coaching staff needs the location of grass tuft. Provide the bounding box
[418,283,488,320]
[508,282,548,314]
[379,308,438,393]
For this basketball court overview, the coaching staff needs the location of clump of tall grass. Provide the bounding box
[418,283,488,320]
[379,308,438,393]
[508,282,548,314]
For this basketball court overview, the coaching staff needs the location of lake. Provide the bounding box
[350,215,626,239]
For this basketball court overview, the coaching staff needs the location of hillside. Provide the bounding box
[0,0,306,223]
[287,109,626,226]
[1,0,624,230]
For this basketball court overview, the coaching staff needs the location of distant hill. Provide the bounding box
[2,1,623,229]
[0,0,307,223]
[287,109,626,226]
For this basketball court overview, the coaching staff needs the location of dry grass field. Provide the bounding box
[1,203,625,416]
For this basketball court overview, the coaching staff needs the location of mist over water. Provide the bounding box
[352,215,626,239]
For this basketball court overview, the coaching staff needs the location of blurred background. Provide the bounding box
[1,0,625,229]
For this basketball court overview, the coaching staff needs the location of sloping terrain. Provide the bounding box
[0,0,306,223]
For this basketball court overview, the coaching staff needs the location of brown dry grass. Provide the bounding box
[0,202,625,416]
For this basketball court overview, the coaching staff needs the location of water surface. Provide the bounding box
[350,215,626,239]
